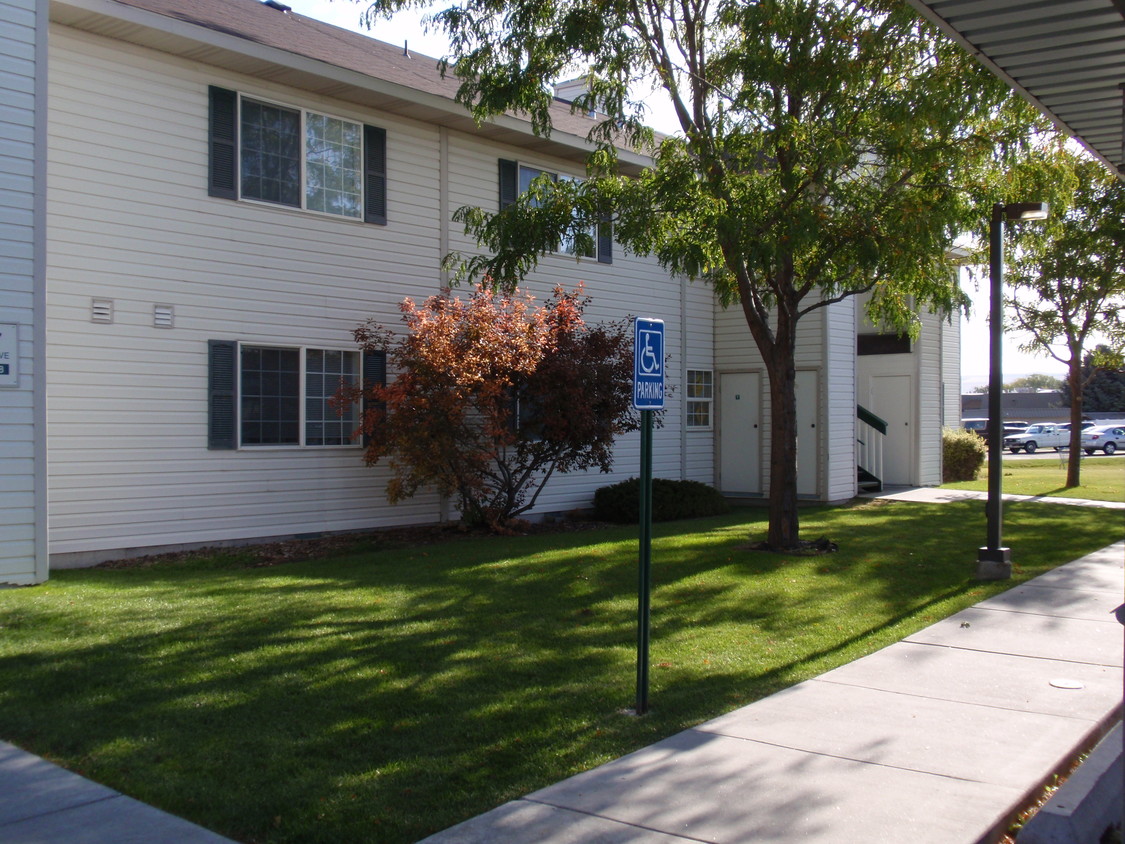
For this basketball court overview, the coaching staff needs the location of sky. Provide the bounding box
[282,0,1076,393]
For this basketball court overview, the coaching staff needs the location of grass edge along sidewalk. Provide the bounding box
[0,499,1120,843]
[942,455,1123,502]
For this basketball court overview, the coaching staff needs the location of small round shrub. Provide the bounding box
[593,478,731,523]
[943,426,986,482]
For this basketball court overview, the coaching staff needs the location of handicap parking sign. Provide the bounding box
[633,318,664,410]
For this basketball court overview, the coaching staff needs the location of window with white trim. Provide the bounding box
[558,174,596,258]
[517,166,595,258]
[686,370,713,429]
[240,345,359,446]
[208,341,361,448]
[498,159,611,263]
[209,87,387,224]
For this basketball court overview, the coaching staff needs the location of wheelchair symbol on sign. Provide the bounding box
[638,330,661,375]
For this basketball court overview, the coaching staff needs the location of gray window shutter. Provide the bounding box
[362,349,387,446]
[208,340,237,449]
[364,125,387,225]
[597,216,613,264]
[499,159,518,210]
[208,87,238,199]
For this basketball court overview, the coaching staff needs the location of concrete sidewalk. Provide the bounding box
[0,741,233,843]
[869,485,1125,510]
[422,538,1124,844]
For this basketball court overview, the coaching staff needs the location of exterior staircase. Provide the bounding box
[856,405,888,493]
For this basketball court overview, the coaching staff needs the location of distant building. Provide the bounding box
[961,391,1066,424]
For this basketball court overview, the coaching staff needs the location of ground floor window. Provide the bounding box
[686,369,713,429]
[209,340,359,448]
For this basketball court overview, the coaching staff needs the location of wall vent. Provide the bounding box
[154,304,175,329]
[91,298,114,324]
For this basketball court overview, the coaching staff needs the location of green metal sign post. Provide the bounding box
[632,318,664,715]
[636,409,653,714]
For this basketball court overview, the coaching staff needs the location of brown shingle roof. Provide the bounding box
[115,0,464,102]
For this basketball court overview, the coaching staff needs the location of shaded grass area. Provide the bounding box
[0,500,1119,843]
[943,457,1124,502]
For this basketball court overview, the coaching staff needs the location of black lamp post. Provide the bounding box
[975,201,1049,580]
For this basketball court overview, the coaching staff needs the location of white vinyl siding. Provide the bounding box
[919,303,957,486]
[46,24,708,560]
[0,0,47,584]
[47,26,443,562]
[680,277,716,483]
[714,299,837,499]
[823,297,857,501]
[854,290,952,489]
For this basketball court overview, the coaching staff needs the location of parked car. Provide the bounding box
[1081,425,1124,455]
[962,418,1029,439]
[962,418,988,436]
[1003,423,1070,454]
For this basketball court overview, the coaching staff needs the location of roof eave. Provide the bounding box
[49,0,651,174]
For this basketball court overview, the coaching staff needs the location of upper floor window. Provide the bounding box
[209,86,387,225]
[857,333,911,355]
[499,159,611,264]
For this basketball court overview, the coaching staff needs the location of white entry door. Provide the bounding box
[871,374,913,486]
[796,370,819,497]
[720,372,761,495]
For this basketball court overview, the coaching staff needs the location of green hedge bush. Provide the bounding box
[942,426,986,482]
[593,478,731,523]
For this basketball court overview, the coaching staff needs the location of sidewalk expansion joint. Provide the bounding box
[0,793,121,829]
[899,638,1123,668]
[518,797,715,843]
[811,676,1118,720]
[684,728,1006,786]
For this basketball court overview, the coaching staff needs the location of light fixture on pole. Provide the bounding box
[975,201,1049,581]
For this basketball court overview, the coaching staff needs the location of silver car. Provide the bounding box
[1081,425,1124,455]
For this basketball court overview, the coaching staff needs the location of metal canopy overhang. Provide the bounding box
[905,0,1125,181]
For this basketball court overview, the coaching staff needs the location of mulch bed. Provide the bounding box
[93,517,616,570]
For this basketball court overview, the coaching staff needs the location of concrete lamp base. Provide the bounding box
[975,548,1012,581]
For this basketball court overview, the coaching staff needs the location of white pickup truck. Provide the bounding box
[1003,423,1070,454]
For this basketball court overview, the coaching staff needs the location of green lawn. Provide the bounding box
[0,500,1119,843]
[943,456,1124,502]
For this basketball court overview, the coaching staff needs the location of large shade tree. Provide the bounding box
[356,0,1035,549]
[1004,150,1125,486]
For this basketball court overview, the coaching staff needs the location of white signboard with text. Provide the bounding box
[0,324,17,387]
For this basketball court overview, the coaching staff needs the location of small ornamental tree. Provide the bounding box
[335,283,639,529]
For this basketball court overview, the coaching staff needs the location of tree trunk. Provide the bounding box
[765,359,800,548]
[1066,357,1083,488]
[761,310,801,549]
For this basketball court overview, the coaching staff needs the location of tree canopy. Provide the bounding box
[1060,348,1125,414]
[971,374,1064,395]
[1004,148,1125,484]
[358,0,1038,548]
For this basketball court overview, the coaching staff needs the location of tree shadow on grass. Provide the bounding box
[0,500,1116,843]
